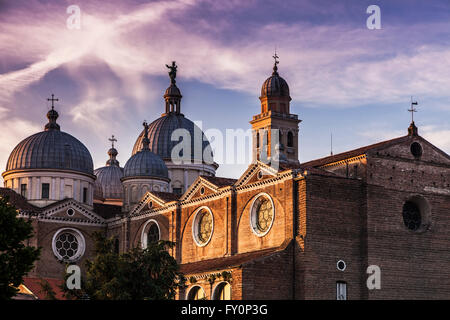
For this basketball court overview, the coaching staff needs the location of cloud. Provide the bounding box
[1,0,450,175]
[421,125,450,155]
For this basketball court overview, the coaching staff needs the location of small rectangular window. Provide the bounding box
[42,183,50,199]
[83,187,88,203]
[21,184,27,197]
[336,281,347,300]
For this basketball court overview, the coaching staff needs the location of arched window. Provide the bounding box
[256,132,260,148]
[287,131,294,148]
[141,219,161,248]
[213,282,231,300]
[147,223,160,244]
[114,238,120,254]
[187,286,206,300]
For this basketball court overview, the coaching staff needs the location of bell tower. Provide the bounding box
[250,54,301,166]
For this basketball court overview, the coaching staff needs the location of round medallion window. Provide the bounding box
[67,208,75,216]
[250,194,275,236]
[402,201,422,231]
[52,228,85,262]
[337,260,346,271]
[410,142,423,158]
[192,207,214,247]
[257,171,263,180]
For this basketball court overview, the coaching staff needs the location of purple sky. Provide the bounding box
[1,0,450,180]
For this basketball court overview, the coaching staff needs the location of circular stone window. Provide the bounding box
[410,142,423,158]
[250,193,275,237]
[337,260,346,271]
[402,201,422,231]
[52,228,85,262]
[67,208,75,216]
[257,171,263,180]
[200,187,205,195]
[192,207,214,247]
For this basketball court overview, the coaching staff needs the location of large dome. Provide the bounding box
[123,149,169,179]
[132,113,214,163]
[94,146,124,200]
[5,128,94,176]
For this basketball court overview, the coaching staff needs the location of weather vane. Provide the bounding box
[408,96,418,123]
[47,93,59,110]
[109,135,117,148]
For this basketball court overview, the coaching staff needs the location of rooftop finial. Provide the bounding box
[142,121,150,150]
[166,61,178,85]
[106,135,119,166]
[109,135,117,148]
[272,50,279,75]
[47,93,59,110]
[408,96,418,123]
[408,97,419,136]
[45,93,60,131]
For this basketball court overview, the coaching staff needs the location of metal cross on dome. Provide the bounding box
[47,94,59,110]
[109,135,117,148]
[273,51,279,66]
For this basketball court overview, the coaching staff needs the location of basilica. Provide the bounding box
[2,59,450,300]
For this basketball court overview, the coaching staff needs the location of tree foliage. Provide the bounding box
[0,196,41,300]
[63,232,185,300]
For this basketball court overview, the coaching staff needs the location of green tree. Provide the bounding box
[0,196,41,300]
[63,232,185,300]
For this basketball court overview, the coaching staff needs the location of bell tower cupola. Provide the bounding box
[250,53,301,166]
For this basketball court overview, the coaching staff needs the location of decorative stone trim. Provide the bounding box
[52,227,86,262]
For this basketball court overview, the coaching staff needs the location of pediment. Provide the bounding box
[367,136,450,165]
[181,177,219,202]
[180,176,235,202]
[40,199,105,225]
[130,191,179,216]
[235,161,279,188]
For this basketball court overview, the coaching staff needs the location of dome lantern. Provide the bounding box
[163,61,182,115]
[45,94,61,131]
[94,135,124,204]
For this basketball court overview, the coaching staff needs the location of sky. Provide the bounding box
[1,0,450,180]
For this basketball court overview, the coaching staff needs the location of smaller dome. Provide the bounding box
[94,165,124,199]
[123,149,168,179]
[94,181,104,200]
[261,74,290,98]
[260,58,290,99]
[164,84,182,97]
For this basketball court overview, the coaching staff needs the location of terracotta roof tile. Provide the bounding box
[20,277,66,300]
[200,176,237,188]
[180,246,282,275]
[301,135,409,168]
[0,188,40,214]
[93,203,122,219]
[151,191,182,202]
